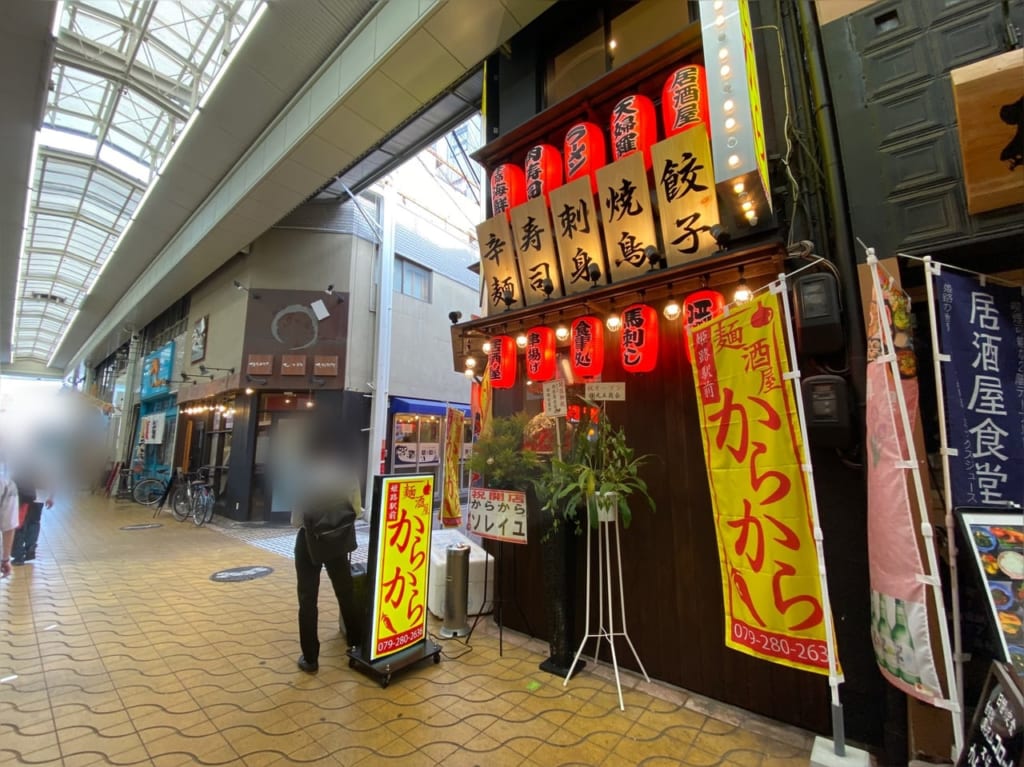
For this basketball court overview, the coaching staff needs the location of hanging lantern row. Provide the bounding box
[489,64,711,215]
[479,289,725,385]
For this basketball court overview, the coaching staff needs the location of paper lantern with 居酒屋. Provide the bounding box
[682,289,726,361]
[570,316,604,379]
[490,164,526,217]
[620,304,659,373]
[488,335,517,389]
[662,65,710,138]
[564,122,607,194]
[610,94,657,169]
[525,326,556,382]
[524,144,563,204]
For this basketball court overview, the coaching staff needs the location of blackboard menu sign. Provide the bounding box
[957,662,1024,767]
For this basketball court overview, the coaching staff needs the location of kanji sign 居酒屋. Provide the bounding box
[370,475,435,662]
[689,293,832,674]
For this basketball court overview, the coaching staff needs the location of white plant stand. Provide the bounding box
[563,494,650,710]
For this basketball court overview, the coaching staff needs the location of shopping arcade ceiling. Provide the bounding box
[0,0,546,377]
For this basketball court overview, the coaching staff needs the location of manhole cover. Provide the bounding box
[210,566,273,582]
[120,523,162,530]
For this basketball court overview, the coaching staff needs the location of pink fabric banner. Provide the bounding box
[866,264,943,702]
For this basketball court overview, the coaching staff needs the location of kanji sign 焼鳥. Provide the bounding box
[689,293,833,674]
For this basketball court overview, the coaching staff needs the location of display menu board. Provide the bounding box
[368,474,434,662]
[959,511,1024,672]
[957,661,1024,767]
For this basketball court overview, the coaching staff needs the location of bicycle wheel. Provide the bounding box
[192,488,213,527]
[132,478,165,506]
[171,487,191,522]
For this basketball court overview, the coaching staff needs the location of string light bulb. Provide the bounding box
[481,340,492,354]
[663,298,681,321]
[515,332,528,349]
[606,310,622,333]
[465,356,476,369]
[555,324,569,342]
[734,265,752,303]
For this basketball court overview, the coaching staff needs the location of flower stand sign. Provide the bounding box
[468,487,528,545]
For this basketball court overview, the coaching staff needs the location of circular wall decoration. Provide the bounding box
[270,304,319,350]
[210,565,274,582]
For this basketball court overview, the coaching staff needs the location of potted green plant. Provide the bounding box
[539,398,654,534]
[466,413,540,492]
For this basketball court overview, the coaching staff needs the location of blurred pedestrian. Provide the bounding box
[1,476,17,577]
[11,474,51,566]
[291,438,364,674]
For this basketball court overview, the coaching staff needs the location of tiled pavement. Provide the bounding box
[1,494,814,766]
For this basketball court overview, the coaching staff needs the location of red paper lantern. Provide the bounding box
[682,289,726,361]
[564,122,607,194]
[524,144,563,203]
[570,316,604,379]
[610,94,657,169]
[488,335,517,389]
[525,326,556,382]
[662,65,710,137]
[620,304,659,373]
[490,164,526,216]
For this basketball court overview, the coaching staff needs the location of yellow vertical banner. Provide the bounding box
[370,475,434,662]
[478,365,492,440]
[689,293,832,674]
[441,407,464,528]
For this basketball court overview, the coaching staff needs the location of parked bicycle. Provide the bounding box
[189,466,216,527]
[130,467,172,506]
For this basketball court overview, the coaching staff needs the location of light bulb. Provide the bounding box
[720,64,731,77]
[742,201,753,211]
[713,0,724,9]
[663,300,681,321]
[734,281,752,303]
[606,314,622,332]
[725,117,737,130]
[718,47,728,60]
[555,325,569,342]
[715,14,725,27]
[515,333,528,349]
[482,341,492,354]
[745,209,757,220]
[245,387,254,395]
[465,356,476,368]
[305,400,314,409]
[723,98,735,112]
[728,154,740,168]
[733,182,745,194]
[464,368,474,378]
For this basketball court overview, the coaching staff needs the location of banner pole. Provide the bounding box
[921,257,965,730]
[865,249,964,758]
[775,276,845,755]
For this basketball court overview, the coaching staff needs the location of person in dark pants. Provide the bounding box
[290,443,364,674]
[11,477,51,566]
[294,521,362,672]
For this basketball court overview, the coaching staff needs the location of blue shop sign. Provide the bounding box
[141,341,175,401]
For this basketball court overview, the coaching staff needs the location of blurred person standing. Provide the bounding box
[1,475,18,577]
[11,470,52,566]
[291,433,364,673]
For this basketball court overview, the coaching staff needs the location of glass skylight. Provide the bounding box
[14,0,263,364]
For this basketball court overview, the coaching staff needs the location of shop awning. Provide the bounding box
[390,397,470,417]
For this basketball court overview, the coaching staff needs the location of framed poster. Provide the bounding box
[958,510,1024,671]
[191,315,208,363]
[956,661,1024,767]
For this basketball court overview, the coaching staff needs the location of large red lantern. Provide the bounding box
[570,316,604,379]
[661,65,710,138]
[524,144,563,203]
[564,122,607,194]
[610,94,657,169]
[620,304,659,373]
[525,326,556,382]
[488,335,517,389]
[490,164,526,216]
[682,289,726,360]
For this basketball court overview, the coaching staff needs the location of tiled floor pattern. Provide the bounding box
[1,495,814,766]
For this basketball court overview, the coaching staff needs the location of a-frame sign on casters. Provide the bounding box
[347,474,441,688]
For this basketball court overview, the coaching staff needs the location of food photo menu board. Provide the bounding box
[960,511,1024,673]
